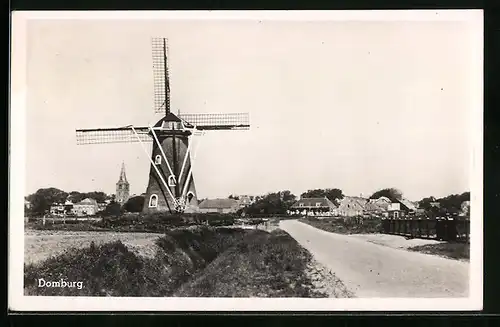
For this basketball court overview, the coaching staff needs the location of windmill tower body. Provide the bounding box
[143,116,199,213]
[76,37,250,215]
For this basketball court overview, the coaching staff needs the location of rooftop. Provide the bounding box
[291,197,337,208]
[199,198,240,209]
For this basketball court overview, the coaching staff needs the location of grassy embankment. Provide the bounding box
[25,226,337,297]
[300,217,469,261]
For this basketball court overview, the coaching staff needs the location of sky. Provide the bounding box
[23,15,481,201]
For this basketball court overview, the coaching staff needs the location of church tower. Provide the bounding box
[116,162,130,205]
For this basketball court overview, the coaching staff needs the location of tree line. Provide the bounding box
[418,192,470,215]
[234,187,470,216]
[25,186,470,217]
[25,188,112,216]
[25,188,124,216]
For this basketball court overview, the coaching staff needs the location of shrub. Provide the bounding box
[300,216,383,234]
[24,240,175,296]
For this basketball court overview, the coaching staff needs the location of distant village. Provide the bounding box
[24,163,471,219]
[25,192,471,220]
[197,194,470,219]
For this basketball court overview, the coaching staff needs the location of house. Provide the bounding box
[337,196,368,217]
[24,198,32,210]
[289,197,338,217]
[430,201,441,208]
[237,195,254,209]
[49,200,74,217]
[49,203,65,216]
[97,202,107,212]
[198,198,240,214]
[387,198,417,219]
[365,196,391,215]
[72,198,99,216]
[460,200,470,217]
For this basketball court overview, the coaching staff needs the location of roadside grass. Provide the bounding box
[407,242,470,261]
[300,217,382,234]
[24,227,328,297]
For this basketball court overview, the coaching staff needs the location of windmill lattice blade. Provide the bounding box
[76,127,151,145]
[152,37,170,114]
[179,113,250,130]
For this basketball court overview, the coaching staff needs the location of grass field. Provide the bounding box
[25,228,165,265]
[24,226,352,297]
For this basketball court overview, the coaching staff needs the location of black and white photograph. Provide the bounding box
[9,10,483,311]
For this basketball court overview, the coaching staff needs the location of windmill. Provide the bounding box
[76,38,250,214]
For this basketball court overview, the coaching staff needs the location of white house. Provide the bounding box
[72,198,99,216]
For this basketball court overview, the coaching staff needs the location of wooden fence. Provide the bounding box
[381,217,470,243]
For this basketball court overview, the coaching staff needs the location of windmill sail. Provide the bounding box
[75,37,251,214]
[152,37,170,115]
[76,127,151,145]
[179,113,250,130]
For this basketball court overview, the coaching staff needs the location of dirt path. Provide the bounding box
[25,229,164,265]
[280,220,469,298]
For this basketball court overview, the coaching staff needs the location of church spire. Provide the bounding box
[119,161,128,183]
[116,161,130,205]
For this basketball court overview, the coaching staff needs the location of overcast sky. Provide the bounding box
[23,15,481,201]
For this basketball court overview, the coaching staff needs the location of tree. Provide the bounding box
[26,188,69,216]
[301,188,344,203]
[67,191,85,203]
[418,196,437,211]
[244,190,296,215]
[68,191,107,203]
[124,196,145,212]
[418,192,470,215]
[369,188,403,202]
[102,201,123,217]
[228,194,240,200]
[85,191,108,203]
[438,192,470,215]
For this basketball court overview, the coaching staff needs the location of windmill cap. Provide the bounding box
[153,112,182,127]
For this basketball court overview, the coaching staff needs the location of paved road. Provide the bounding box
[280,220,469,298]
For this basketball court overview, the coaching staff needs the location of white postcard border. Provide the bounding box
[9,9,484,312]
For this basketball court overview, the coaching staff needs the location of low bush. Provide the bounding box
[300,216,383,234]
[26,221,109,232]
[27,212,240,233]
[25,240,174,296]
